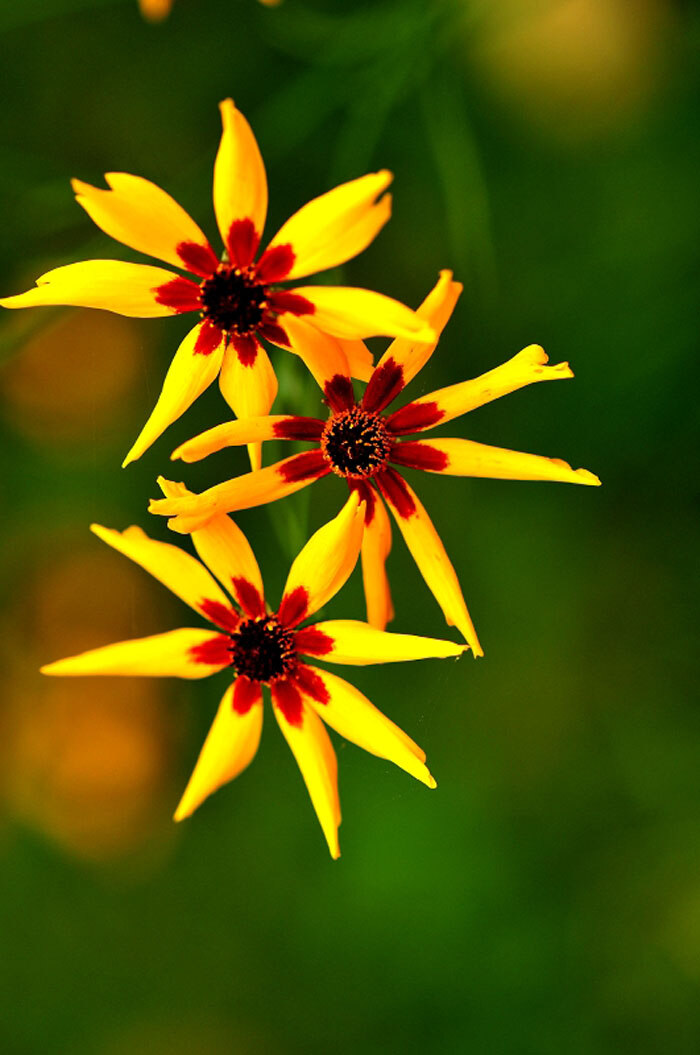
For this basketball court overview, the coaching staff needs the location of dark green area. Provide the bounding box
[0,1,698,1052]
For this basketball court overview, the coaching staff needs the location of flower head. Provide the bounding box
[1,100,432,470]
[149,271,601,656]
[41,490,465,857]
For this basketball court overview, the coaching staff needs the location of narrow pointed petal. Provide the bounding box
[72,173,216,273]
[41,628,229,679]
[90,522,235,626]
[174,682,263,821]
[337,339,374,382]
[214,99,268,252]
[272,690,341,859]
[172,415,312,462]
[122,323,224,466]
[363,271,462,413]
[308,619,465,665]
[302,667,435,788]
[376,470,483,655]
[149,452,328,533]
[292,286,435,341]
[278,491,365,626]
[219,343,278,471]
[282,315,353,390]
[0,260,183,317]
[391,437,601,485]
[360,491,394,629]
[265,171,393,281]
[387,346,575,435]
[156,479,265,614]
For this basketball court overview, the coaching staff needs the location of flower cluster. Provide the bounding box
[2,101,599,856]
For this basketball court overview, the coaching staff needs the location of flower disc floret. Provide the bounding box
[321,406,392,479]
[230,615,296,682]
[199,267,267,336]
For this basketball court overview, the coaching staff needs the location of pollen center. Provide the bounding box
[229,616,296,683]
[199,267,266,335]
[321,406,392,479]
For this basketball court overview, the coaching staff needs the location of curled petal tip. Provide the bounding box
[427,774,438,790]
[575,468,601,486]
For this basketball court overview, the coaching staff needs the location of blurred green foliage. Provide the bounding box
[0,0,699,1052]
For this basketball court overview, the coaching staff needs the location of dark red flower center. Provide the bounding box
[229,615,296,683]
[321,406,392,479]
[199,267,267,336]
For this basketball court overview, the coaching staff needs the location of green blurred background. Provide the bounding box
[1,0,698,1051]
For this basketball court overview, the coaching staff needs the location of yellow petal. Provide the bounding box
[293,285,435,341]
[41,628,228,679]
[398,345,575,432]
[361,494,394,629]
[72,173,214,272]
[282,315,352,390]
[304,667,435,788]
[309,619,465,665]
[337,339,374,382]
[273,694,341,859]
[377,472,483,655]
[122,323,224,467]
[0,260,181,317]
[265,171,393,281]
[172,415,303,463]
[219,343,278,471]
[174,682,263,821]
[149,451,327,533]
[373,270,462,392]
[157,479,265,608]
[214,99,268,250]
[279,491,364,625]
[90,522,233,621]
[393,437,601,485]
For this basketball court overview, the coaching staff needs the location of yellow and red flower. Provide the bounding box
[1,100,432,469]
[41,489,465,858]
[149,271,601,657]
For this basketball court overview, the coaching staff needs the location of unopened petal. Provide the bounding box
[41,627,228,679]
[309,619,465,665]
[293,285,435,341]
[122,323,224,466]
[303,667,435,788]
[265,171,393,281]
[174,682,263,821]
[0,260,182,317]
[214,99,268,252]
[278,491,364,625]
[273,692,341,859]
[72,173,215,272]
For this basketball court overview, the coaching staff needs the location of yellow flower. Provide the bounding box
[139,0,282,23]
[1,100,432,470]
[41,491,465,858]
[149,271,601,657]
